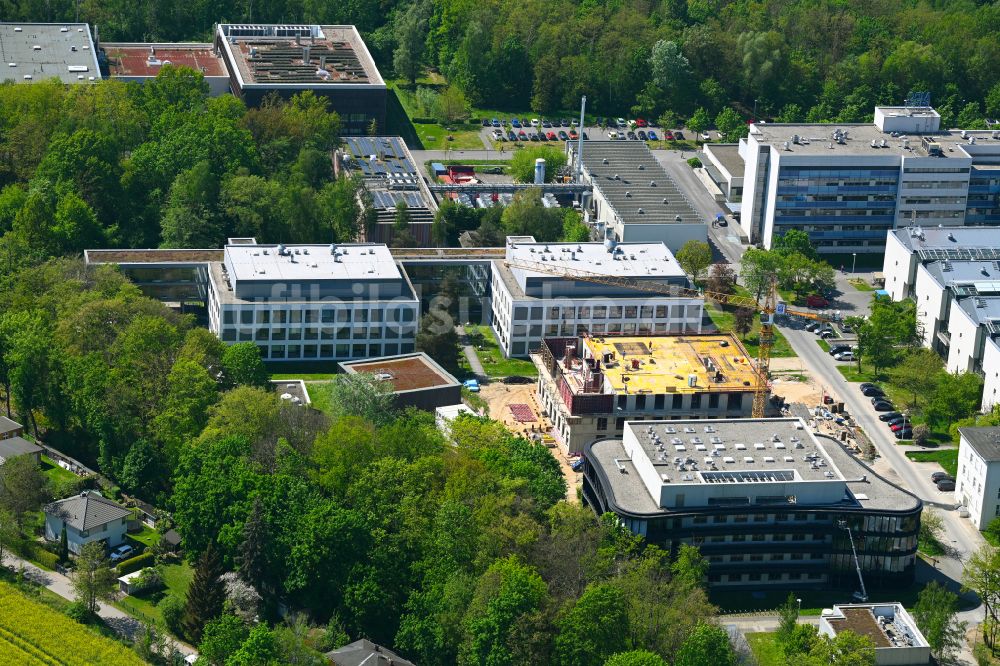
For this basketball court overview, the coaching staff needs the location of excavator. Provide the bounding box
[504,256,834,418]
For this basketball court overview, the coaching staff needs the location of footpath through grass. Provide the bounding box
[0,581,144,665]
[462,325,537,379]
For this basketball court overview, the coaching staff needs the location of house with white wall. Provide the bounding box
[44,491,132,555]
[955,427,1000,530]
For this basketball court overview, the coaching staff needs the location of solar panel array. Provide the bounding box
[918,247,1000,261]
[243,40,368,83]
[577,143,701,225]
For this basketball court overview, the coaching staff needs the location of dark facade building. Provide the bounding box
[340,352,462,411]
[215,24,386,135]
[584,418,921,590]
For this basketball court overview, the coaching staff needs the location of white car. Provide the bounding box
[530,118,540,127]
[491,129,503,140]
[109,544,134,562]
[834,351,854,362]
[616,117,627,128]
[700,131,712,141]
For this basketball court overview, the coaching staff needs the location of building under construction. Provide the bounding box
[534,333,761,453]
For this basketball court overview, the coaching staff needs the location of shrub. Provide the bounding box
[912,424,931,446]
[116,551,155,575]
[132,567,164,594]
[65,599,94,624]
[30,545,60,570]
[158,595,185,635]
[686,157,703,168]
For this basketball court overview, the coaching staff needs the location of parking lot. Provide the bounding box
[479,118,716,146]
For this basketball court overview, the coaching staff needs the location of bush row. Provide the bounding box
[116,551,154,575]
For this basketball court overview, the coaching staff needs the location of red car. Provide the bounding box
[664,131,674,140]
[546,131,557,141]
[890,422,910,432]
[806,295,830,308]
[636,118,647,127]
[569,130,579,140]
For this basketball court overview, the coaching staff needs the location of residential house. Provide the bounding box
[43,491,132,555]
[0,436,42,465]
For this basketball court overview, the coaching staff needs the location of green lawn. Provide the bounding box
[118,562,193,630]
[705,301,795,358]
[816,339,831,353]
[40,456,78,487]
[906,449,958,477]
[746,632,786,666]
[462,325,537,379]
[306,382,335,415]
[412,122,485,151]
[266,361,339,381]
[126,524,160,550]
[849,278,876,292]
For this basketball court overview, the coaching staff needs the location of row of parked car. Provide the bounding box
[859,382,914,439]
[608,129,677,141]
[491,127,587,142]
[484,117,579,129]
[930,470,955,491]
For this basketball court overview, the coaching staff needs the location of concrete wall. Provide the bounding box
[982,339,1000,411]
[956,433,1000,530]
[945,301,982,374]
[912,265,948,349]
[882,233,917,301]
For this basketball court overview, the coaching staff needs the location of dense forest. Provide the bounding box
[4,0,1000,126]
[0,71,365,264]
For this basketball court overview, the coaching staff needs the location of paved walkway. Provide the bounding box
[456,325,486,379]
[4,553,195,656]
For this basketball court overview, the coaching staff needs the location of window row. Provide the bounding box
[509,321,701,338]
[511,304,701,321]
[258,342,415,360]
[221,326,416,342]
[223,307,417,325]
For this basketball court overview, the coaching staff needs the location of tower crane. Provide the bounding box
[504,257,833,418]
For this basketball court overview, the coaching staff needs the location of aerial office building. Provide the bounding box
[215,24,386,134]
[534,334,759,453]
[490,238,704,358]
[818,604,930,665]
[584,418,921,589]
[882,226,1000,409]
[207,240,419,362]
[955,427,1000,531]
[569,142,708,252]
[0,23,100,83]
[336,136,437,245]
[737,105,1000,254]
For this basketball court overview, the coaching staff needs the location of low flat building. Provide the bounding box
[340,352,461,411]
[207,240,419,362]
[336,136,437,245]
[0,23,100,84]
[534,334,759,453]
[0,436,42,464]
[44,491,131,555]
[491,237,704,358]
[215,24,385,135]
[103,42,229,95]
[702,143,745,204]
[584,418,921,589]
[435,404,476,439]
[955,427,1000,530]
[819,603,930,665]
[569,142,707,251]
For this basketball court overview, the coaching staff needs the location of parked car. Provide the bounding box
[529,133,540,141]
[547,131,557,141]
[626,131,637,140]
[570,458,585,472]
[878,411,902,422]
[582,132,589,140]
[636,118,647,127]
[531,118,540,127]
[502,375,534,385]
[616,117,627,128]
[820,330,836,339]
[936,479,956,491]
[895,428,913,440]
[806,295,830,308]
[512,118,522,128]
[569,130,579,140]
[885,417,906,427]
[463,378,480,393]
[701,131,712,141]
[558,130,569,141]
[542,119,552,128]
[673,131,685,140]
[841,323,854,333]
[664,131,675,140]
[483,166,503,174]
[571,118,579,127]
[861,386,885,397]
[859,382,879,391]
[890,422,910,432]
[492,118,501,127]
[518,130,527,140]
[834,351,854,361]
[637,130,648,140]
[931,472,952,482]
[829,345,851,356]
[805,322,820,332]
[647,130,659,141]
[560,118,570,126]
[507,130,517,141]
[535,132,546,141]
[872,400,895,411]
[110,544,135,563]
[482,118,490,126]
[492,129,504,141]
[608,130,619,140]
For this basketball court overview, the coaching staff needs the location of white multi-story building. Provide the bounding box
[207,240,419,362]
[490,238,704,358]
[818,603,930,665]
[737,105,1000,255]
[955,427,1000,530]
[881,226,1000,409]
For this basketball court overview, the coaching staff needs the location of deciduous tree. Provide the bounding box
[71,541,117,613]
[676,240,713,284]
[913,581,966,662]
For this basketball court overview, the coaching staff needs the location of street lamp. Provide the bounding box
[753,99,758,122]
[852,253,857,275]
[796,598,802,612]
[837,519,868,602]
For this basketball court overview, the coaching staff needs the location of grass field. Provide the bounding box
[849,278,876,292]
[0,581,144,665]
[119,562,194,630]
[126,524,160,550]
[461,325,537,379]
[746,632,786,666]
[706,301,795,358]
[906,449,958,477]
[816,339,831,353]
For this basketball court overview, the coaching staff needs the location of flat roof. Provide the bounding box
[573,334,757,394]
[341,137,434,213]
[627,418,847,486]
[0,23,100,83]
[703,144,745,178]
[218,24,383,87]
[749,121,997,158]
[825,604,928,649]
[104,43,225,77]
[588,420,921,515]
[892,226,1000,256]
[959,426,1000,462]
[341,352,460,392]
[506,240,686,279]
[574,142,702,225]
[224,243,402,283]
[0,436,42,461]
